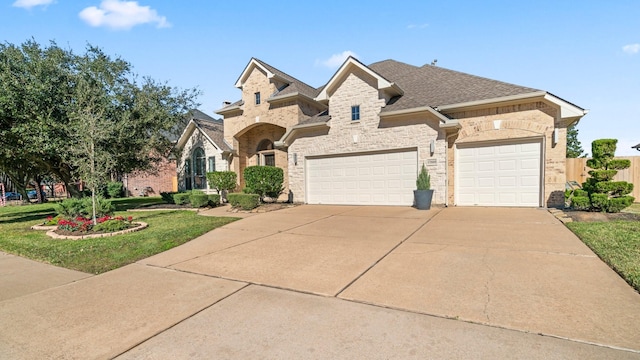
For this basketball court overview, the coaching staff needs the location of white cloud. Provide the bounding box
[79,0,171,30]
[407,23,429,29]
[623,43,640,54]
[316,51,359,69]
[12,0,54,9]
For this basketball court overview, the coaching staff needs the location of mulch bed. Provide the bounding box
[562,210,640,222]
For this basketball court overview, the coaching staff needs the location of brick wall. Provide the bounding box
[125,159,177,197]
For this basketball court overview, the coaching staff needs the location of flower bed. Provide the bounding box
[33,215,148,239]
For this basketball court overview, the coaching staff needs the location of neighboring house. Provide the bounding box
[216,57,587,208]
[123,158,177,197]
[175,109,233,193]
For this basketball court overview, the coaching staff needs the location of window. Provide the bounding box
[256,139,275,167]
[184,159,192,190]
[351,105,360,121]
[208,156,216,172]
[255,92,261,105]
[193,147,206,189]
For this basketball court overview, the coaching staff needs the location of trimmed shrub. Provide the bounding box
[160,191,177,204]
[227,193,260,210]
[173,192,190,205]
[190,193,209,208]
[570,196,591,210]
[243,166,284,200]
[579,139,634,213]
[573,189,588,197]
[208,194,221,206]
[106,181,123,198]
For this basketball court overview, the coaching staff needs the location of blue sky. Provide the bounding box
[3,0,639,155]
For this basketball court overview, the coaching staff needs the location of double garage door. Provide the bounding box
[306,150,417,206]
[456,140,542,207]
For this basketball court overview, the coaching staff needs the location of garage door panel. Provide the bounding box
[456,141,541,207]
[307,150,417,205]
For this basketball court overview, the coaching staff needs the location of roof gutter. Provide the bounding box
[268,92,327,109]
[381,106,451,124]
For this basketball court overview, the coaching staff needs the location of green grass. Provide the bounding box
[0,198,238,274]
[566,220,640,292]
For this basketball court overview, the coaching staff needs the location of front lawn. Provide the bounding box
[0,199,238,274]
[566,220,640,292]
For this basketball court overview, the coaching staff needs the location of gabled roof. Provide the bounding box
[316,56,403,102]
[217,58,320,114]
[175,110,232,152]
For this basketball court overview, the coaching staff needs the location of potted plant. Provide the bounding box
[414,163,434,210]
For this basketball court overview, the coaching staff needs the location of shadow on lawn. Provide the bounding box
[0,209,57,224]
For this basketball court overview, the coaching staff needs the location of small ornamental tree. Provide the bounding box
[206,171,237,203]
[571,139,634,212]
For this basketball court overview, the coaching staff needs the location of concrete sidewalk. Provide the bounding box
[1,205,639,359]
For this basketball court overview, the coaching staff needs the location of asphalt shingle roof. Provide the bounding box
[253,58,320,99]
[368,60,540,112]
[191,111,232,152]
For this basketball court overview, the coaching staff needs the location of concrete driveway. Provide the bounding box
[1,205,640,359]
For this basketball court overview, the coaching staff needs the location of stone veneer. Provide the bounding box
[178,127,229,193]
[444,101,567,207]
[288,71,446,204]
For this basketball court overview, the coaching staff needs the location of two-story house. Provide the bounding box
[215,57,587,208]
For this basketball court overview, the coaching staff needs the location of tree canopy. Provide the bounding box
[0,39,200,200]
[566,123,585,158]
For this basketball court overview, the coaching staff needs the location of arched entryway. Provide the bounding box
[233,123,287,193]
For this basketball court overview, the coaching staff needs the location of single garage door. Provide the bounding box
[306,150,417,205]
[456,140,542,207]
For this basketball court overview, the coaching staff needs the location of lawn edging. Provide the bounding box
[44,222,148,240]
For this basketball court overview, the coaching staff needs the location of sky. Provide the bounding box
[2,0,639,156]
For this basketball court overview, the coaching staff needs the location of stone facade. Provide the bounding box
[288,71,446,204]
[177,127,229,194]
[443,101,566,207]
[223,64,323,194]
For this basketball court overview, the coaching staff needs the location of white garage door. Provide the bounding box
[306,150,417,205]
[456,141,542,207]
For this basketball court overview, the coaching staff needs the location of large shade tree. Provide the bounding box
[0,40,199,202]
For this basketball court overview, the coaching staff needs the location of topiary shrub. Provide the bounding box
[243,166,284,200]
[106,181,123,199]
[208,194,221,207]
[173,192,191,205]
[570,196,591,210]
[578,139,634,213]
[160,191,177,204]
[227,193,260,210]
[190,192,209,208]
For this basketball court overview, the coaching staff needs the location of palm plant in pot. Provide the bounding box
[414,163,434,210]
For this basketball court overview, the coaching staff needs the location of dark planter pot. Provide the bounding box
[414,189,434,210]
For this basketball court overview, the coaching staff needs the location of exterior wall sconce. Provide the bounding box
[293,153,298,166]
[430,139,435,155]
[553,128,559,146]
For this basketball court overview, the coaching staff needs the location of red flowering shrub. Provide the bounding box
[52,215,133,233]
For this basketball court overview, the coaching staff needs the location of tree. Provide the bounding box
[566,124,585,158]
[206,171,237,203]
[0,40,200,202]
[571,139,634,212]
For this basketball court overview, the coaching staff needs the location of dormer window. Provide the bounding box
[351,105,360,121]
[255,92,261,105]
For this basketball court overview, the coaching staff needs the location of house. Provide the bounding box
[175,109,233,192]
[214,57,587,207]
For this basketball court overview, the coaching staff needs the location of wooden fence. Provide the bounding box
[566,157,640,200]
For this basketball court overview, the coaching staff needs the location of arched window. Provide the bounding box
[192,147,206,189]
[256,139,275,166]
